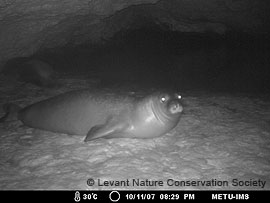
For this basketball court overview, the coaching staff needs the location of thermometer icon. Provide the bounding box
[74,191,81,202]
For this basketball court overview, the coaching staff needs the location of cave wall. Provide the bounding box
[0,0,269,69]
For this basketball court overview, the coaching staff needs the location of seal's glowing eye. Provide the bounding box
[161,97,166,103]
[174,93,181,100]
[160,94,170,103]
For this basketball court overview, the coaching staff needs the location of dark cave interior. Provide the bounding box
[27,27,270,94]
[1,0,270,95]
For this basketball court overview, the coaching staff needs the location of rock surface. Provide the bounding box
[0,0,269,67]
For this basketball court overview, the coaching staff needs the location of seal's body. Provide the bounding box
[3,58,57,87]
[1,90,183,142]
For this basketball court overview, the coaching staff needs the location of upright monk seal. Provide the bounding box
[1,90,183,142]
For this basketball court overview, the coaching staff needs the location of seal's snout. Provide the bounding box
[168,100,183,114]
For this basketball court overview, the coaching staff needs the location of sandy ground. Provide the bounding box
[0,73,269,190]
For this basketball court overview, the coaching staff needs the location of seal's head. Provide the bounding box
[153,92,183,120]
[131,91,183,138]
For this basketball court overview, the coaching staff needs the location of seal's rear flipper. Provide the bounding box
[0,103,21,122]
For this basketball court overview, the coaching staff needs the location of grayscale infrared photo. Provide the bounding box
[0,0,269,201]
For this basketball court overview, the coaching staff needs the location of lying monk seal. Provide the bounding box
[1,89,183,142]
[2,57,57,88]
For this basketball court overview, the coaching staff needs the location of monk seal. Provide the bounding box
[1,89,183,142]
[2,57,57,88]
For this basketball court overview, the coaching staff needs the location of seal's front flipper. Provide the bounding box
[84,122,129,142]
[0,103,21,122]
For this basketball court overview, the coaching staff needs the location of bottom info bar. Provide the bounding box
[73,191,265,201]
[1,190,268,202]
